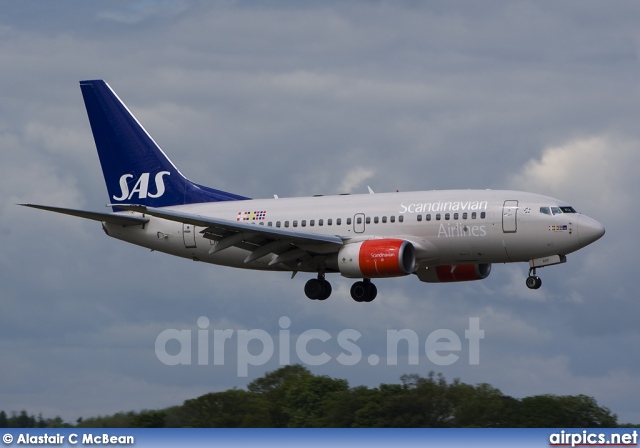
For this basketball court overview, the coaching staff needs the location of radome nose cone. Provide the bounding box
[578,215,605,246]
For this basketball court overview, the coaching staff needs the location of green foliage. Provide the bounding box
[0,411,71,428]
[0,367,626,428]
[515,394,618,427]
[247,364,312,427]
[181,389,271,427]
[76,411,138,428]
[282,373,349,427]
[131,410,166,428]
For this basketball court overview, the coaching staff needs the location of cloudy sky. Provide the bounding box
[2,0,639,424]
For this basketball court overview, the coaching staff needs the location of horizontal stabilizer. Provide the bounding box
[20,204,149,227]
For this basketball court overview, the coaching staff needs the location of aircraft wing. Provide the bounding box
[20,204,150,227]
[114,204,347,266]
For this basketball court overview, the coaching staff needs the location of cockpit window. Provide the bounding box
[540,205,577,216]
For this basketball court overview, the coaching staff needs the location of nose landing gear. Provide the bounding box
[526,267,542,290]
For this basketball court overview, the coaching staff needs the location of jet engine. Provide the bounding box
[338,239,416,278]
[417,263,492,283]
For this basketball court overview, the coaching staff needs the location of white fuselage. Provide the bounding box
[104,189,603,275]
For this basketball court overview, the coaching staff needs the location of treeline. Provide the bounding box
[0,410,70,428]
[1,366,631,428]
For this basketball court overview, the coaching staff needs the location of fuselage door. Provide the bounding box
[502,200,518,233]
[183,223,197,248]
[354,213,366,233]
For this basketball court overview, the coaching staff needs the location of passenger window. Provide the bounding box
[462,213,467,220]
[310,220,314,226]
[445,213,450,220]
[276,221,281,228]
[472,212,477,219]
[480,212,486,219]
[436,213,441,221]
[540,207,551,215]
[337,218,341,225]
[374,217,379,224]
[284,221,289,228]
[318,219,323,226]
[268,222,273,227]
[366,217,371,224]
[390,216,396,223]
[399,215,404,223]
[382,216,387,223]
[426,214,431,221]
[293,220,298,227]
[453,213,459,220]
[356,217,362,224]
[347,218,352,225]
[417,215,422,222]
[301,220,306,227]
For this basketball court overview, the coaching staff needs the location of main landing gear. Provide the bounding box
[304,275,378,302]
[350,279,377,302]
[304,273,332,301]
[526,267,542,290]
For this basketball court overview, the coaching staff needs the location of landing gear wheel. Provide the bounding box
[350,279,377,302]
[350,281,367,302]
[305,278,325,300]
[526,267,542,290]
[364,284,377,302]
[319,279,332,300]
[305,277,332,300]
[526,276,542,290]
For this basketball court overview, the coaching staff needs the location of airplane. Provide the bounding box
[21,80,605,302]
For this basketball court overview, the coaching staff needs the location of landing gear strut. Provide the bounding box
[526,267,542,290]
[304,273,332,300]
[350,278,377,302]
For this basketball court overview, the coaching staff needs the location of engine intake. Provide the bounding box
[417,263,492,283]
[338,239,416,278]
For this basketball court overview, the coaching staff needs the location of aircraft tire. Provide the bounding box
[305,278,326,300]
[351,281,377,302]
[364,283,377,302]
[319,280,332,300]
[526,276,542,290]
[350,281,368,302]
[534,276,542,289]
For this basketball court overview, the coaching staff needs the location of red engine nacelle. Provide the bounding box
[417,263,492,283]
[338,239,416,278]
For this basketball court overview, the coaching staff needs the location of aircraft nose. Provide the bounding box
[577,215,605,246]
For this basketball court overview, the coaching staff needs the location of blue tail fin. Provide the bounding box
[79,80,250,210]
